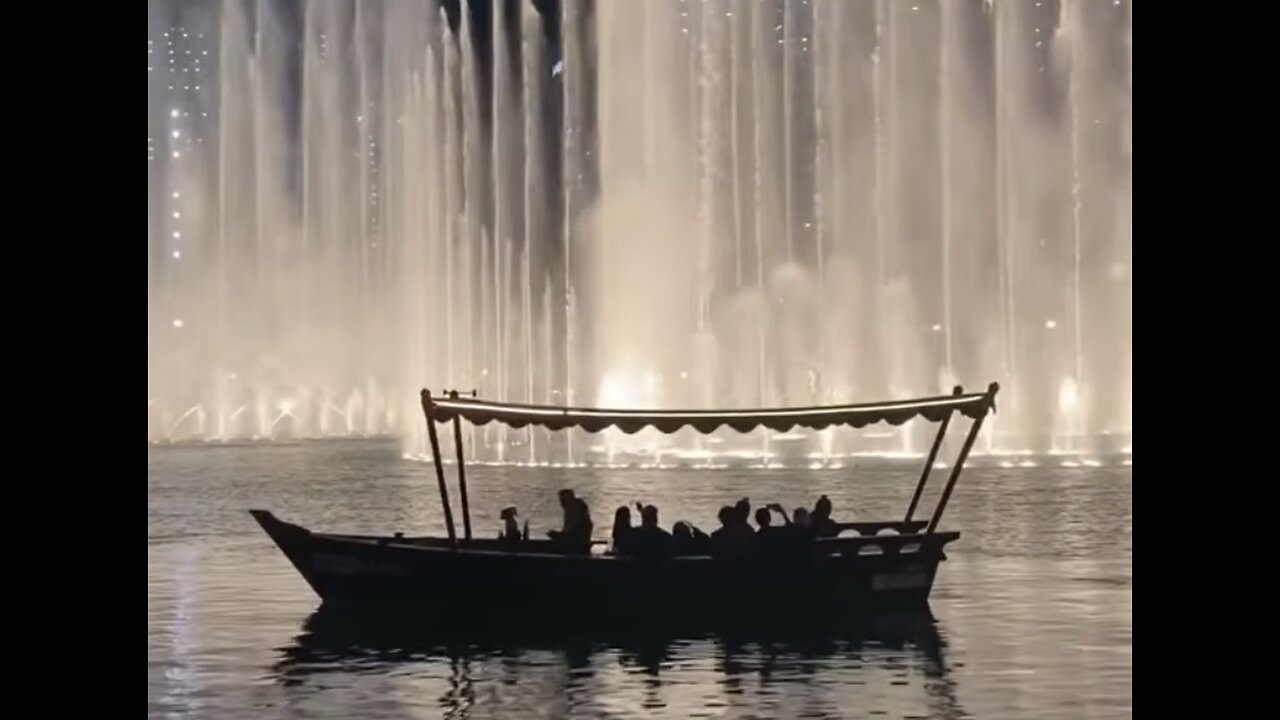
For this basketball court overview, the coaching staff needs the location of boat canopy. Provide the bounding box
[424,383,998,435]
[417,383,999,544]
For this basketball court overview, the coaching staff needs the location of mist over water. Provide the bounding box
[148,0,1131,462]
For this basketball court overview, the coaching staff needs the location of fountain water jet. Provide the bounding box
[147,0,1131,461]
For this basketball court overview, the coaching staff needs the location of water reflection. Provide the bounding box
[273,608,968,719]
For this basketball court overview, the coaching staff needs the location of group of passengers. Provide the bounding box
[499,490,848,559]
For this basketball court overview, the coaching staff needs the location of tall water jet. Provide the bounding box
[520,1,546,464]
[593,0,696,402]
[939,0,956,382]
[560,0,582,465]
[490,0,513,462]
[442,9,459,388]
[458,2,482,457]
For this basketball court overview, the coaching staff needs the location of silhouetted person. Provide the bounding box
[734,498,752,529]
[710,505,734,551]
[672,521,711,555]
[754,507,772,531]
[611,505,635,555]
[754,506,789,557]
[711,504,754,558]
[547,489,593,553]
[499,506,521,543]
[791,507,816,551]
[792,507,813,530]
[672,521,693,553]
[812,495,840,538]
[769,504,816,553]
[631,505,672,560]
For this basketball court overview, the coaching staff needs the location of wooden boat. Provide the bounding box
[252,382,999,621]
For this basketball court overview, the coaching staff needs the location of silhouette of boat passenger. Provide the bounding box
[498,506,524,544]
[547,489,593,554]
[762,503,816,555]
[734,498,752,528]
[610,505,635,556]
[812,495,841,538]
[672,521,711,555]
[629,505,673,560]
[711,504,754,559]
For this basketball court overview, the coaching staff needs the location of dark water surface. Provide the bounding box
[148,440,1131,719]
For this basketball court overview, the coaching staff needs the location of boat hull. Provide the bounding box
[251,510,959,622]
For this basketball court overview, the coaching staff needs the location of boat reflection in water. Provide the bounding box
[272,607,967,719]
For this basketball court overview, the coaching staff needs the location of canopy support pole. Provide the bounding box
[421,390,458,547]
[905,386,963,522]
[927,383,999,534]
[449,390,472,543]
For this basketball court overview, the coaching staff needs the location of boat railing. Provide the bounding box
[816,532,959,558]
[837,520,930,536]
[382,532,958,561]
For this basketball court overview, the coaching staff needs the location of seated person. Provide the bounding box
[547,489,593,553]
[630,505,673,560]
[753,505,790,556]
[711,505,754,558]
[768,503,816,554]
[811,495,842,538]
[611,505,635,555]
[499,506,522,543]
[672,521,712,555]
